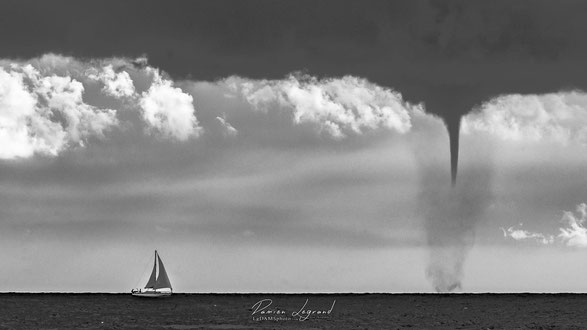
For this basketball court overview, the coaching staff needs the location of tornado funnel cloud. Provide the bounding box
[449,118,461,186]
[413,118,494,292]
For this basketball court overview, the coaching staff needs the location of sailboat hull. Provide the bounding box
[132,292,172,298]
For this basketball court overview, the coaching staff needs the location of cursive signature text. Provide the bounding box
[251,298,336,322]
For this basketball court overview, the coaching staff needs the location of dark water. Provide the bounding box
[1,293,586,329]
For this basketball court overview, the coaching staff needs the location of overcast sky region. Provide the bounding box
[2,1,587,293]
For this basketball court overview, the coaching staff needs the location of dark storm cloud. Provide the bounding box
[3,1,587,92]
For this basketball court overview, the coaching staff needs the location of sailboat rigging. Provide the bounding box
[131,250,172,297]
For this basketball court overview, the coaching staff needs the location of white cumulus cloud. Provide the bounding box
[139,68,201,141]
[558,203,587,248]
[462,92,587,145]
[224,74,419,139]
[88,64,135,98]
[1,54,206,159]
[0,64,117,159]
[3,54,434,159]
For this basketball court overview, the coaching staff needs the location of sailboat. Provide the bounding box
[131,250,173,297]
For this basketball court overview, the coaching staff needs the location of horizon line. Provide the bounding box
[1,291,586,295]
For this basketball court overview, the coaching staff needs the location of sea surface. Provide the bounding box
[1,293,586,329]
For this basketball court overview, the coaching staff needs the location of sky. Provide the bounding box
[1,0,587,293]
